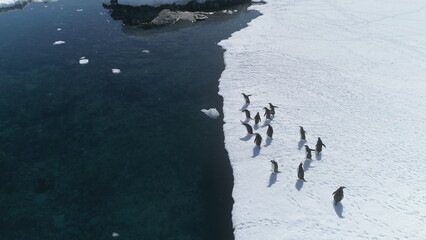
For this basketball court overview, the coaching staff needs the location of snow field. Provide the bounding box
[219,0,426,239]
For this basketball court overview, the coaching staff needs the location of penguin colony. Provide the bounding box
[240,93,345,205]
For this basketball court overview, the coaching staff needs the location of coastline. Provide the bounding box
[0,1,260,239]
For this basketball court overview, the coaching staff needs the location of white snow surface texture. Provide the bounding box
[0,0,54,8]
[218,0,426,239]
[0,0,26,7]
[117,0,207,7]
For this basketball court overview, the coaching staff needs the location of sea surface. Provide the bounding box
[0,0,259,239]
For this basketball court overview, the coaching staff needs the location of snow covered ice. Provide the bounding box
[79,57,89,65]
[201,108,220,119]
[52,40,65,45]
[219,0,426,239]
[0,0,55,9]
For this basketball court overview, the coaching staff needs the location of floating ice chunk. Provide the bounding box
[112,69,121,74]
[112,232,119,237]
[53,40,65,45]
[201,108,220,119]
[76,9,83,12]
[57,28,61,31]
[79,57,89,65]
[142,50,150,53]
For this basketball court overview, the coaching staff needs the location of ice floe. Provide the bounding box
[79,57,89,65]
[201,108,220,119]
[52,40,65,45]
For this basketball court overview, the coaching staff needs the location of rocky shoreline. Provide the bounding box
[102,0,257,27]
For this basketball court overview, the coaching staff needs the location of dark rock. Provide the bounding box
[103,0,254,27]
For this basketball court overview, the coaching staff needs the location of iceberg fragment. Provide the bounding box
[201,108,219,119]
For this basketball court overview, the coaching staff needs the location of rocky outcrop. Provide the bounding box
[103,0,252,27]
[144,9,209,27]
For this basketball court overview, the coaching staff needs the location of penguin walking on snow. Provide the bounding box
[263,107,272,120]
[268,103,278,116]
[333,186,345,205]
[242,123,253,135]
[266,124,273,139]
[242,93,252,104]
[254,133,263,148]
[254,112,261,125]
[315,137,326,153]
[304,145,315,160]
[299,126,307,140]
[242,109,253,120]
[270,160,280,174]
[298,162,306,181]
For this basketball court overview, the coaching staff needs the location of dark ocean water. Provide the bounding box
[0,0,259,239]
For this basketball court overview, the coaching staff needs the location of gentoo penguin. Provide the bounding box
[298,162,306,181]
[254,133,262,147]
[315,137,326,153]
[242,93,252,104]
[254,112,261,125]
[270,160,280,174]
[333,186,345,205]
[242,123,253,135]
[304,145,315,160]
[263,107,271,120]
[268,103,278,115]
[242,109,253,120]
[266,124,273,139]
[299,126,307,140]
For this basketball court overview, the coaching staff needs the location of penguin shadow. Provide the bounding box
[295,180,304,191]
[262,119,272,127]
[264,137,272,147]
[333,201,344,218]
[303,159,312,171]
[298,140,306,150]
[240,103,249,111]
[252,146,260,157]
[315,152,322,160]
[239,134,253,141]
[253,124,260,130]
[267,173,277,187]
[242,118,250,124]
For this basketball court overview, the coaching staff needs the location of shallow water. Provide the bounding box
[0,1,260,239]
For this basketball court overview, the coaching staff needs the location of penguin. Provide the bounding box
[333,186,345,205]
[298,162,306,181]
[315,137,326,153]
[254,112,261,125]
[242,109,253,120]
[263,107,271,120]
[270,160,280,174]
[266,124,273,139]
[268,103,278,116]
[242,123,253,135]
[304,145,315,160]
[299,126,307,140]
[254,133,262,148]
[242,93,252,104]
